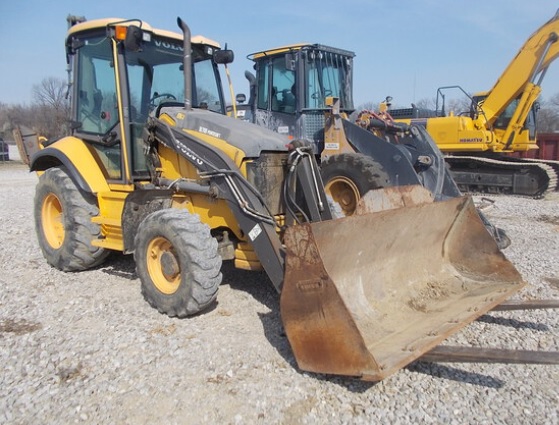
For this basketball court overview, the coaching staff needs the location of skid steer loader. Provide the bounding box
[28,16,558,381]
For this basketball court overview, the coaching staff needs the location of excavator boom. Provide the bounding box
[480,10,559,125]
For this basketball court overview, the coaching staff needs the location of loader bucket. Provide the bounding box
[280,185,525,381]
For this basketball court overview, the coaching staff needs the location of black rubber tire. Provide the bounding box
[34,167,110,271]
[134,209,222,317]
[321,153,390,216]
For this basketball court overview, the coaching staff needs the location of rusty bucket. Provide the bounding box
[280,186,524,381]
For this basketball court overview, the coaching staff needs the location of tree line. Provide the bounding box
[0,77,70,141]
[2,77,559,143]
[356,92,559,133]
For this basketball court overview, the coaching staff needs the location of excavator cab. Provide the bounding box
[473,93,538,150]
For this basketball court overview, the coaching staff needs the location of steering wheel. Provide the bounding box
[149,92,177,108]
[311,90,333,100]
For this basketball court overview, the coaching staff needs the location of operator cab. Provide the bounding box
[474,94,538,147]
[65,17,231,182]
[245,44,355,149]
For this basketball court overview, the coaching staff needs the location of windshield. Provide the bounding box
[304,48,354,110]
[125,35,225,117]
[493,96,536,133]
[72,32,225,134]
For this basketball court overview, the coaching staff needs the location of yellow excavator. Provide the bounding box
[389,9,559,197]
[23,16,558,382]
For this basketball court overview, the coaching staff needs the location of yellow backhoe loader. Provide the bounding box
[25,16,559,381]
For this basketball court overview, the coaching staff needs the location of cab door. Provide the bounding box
[254,55,298,138]
[72,35,127,182]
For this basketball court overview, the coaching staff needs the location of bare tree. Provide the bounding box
[33,77,67,109]
[413,97,436,110]
[0,103,37,140]
[536,96,559,133]
[548,92,559,109]
[354,101,379,111]
[31,77,70,139]
[445,97,472,116]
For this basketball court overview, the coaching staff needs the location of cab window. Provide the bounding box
[74,36,121,179]
[76,38,118,135]
[256,62,269,110]
[271,57,296,113]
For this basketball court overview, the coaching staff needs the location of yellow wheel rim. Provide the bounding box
[42,193,65,249]
[146,236,181,295]
[325,177,360,216]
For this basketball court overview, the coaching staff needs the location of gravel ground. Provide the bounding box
[0,161,557,425]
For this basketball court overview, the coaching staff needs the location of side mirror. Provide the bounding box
[124,25,143,52]
[214,49,234,65]
[236,93,246,104]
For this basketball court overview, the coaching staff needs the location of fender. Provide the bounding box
[30,136,110,195]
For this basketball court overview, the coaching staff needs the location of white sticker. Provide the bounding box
[277,126,289,134]
[236,110,246,117]
[198,126,222,139]
[325,142,340,150]
[248,224,262,241]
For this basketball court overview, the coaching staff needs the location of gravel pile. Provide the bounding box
[0,162,557,425]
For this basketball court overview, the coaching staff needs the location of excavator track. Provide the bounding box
[511,157,559,191]
[445,155,558,198]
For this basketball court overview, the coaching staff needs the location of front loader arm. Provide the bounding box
[145,117,331,292]
[146,118,286,289]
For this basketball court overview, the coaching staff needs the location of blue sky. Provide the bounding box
[1,1,559,109]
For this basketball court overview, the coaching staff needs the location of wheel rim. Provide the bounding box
[325,176,360,216]
[146,236,181,295]
[42,193,65,249]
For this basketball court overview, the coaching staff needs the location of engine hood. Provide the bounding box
[160,107,290,157]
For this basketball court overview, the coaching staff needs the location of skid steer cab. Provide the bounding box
[28,16,558,381]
